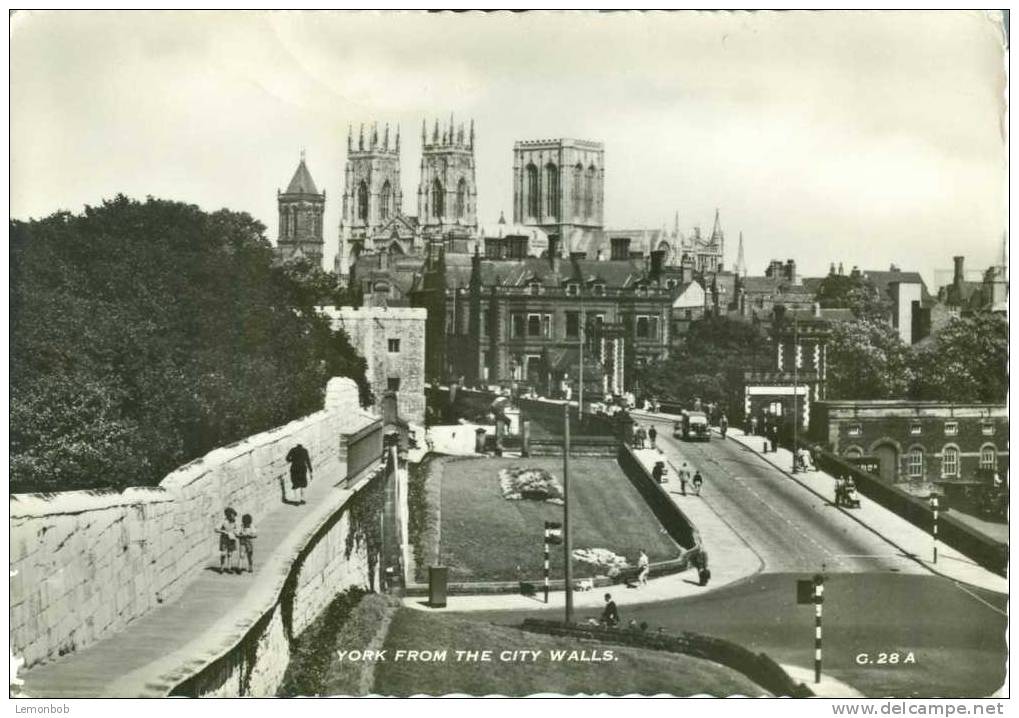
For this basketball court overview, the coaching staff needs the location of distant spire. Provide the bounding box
[498,210,506,224]
[673,211,679,237]
[300,148,306,162]
[469,118,475,149]
[735,231,747,278]
[711,208,723,241]
[358,123,364,151]
[421,119,427,144]
[347,125,352,152]
[395,124,401,152]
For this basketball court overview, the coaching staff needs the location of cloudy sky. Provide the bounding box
[10,10,1007,286]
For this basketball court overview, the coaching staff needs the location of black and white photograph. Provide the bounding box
[8,9,1010,705]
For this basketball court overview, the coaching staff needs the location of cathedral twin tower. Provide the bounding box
[275,116,478,273]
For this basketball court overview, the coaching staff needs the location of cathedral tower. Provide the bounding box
[277,152,326,265]
[340,122,403,266]
[417,115,478,245]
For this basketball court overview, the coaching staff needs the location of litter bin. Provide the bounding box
[428,566,448,608]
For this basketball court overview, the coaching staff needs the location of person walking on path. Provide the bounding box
[648,425,658,450]
[637,549,650,587]
[679,462,690,496]
[237,513,257,573]
[601,593,620,627]
[692,550,711,586]
[216,508,238,574]
[286,443,313,504]
[692,470,704,496]
[749,415,758,436]
[719,414,728,439]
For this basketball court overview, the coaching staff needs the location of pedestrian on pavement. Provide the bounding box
[749,415,758,436]
[692,470,704,496]
[237,513,257,573]
[216,508,238,574]
[719,414,729,439]
[648,425,658,450]
[637,549,650,587]
[636,426,646,449]
[601,593,620,627]
[652,461,665,484]
[286,443,313,504]
[679,462,690,496]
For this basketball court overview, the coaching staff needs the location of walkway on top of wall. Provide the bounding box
[17,463,376,698]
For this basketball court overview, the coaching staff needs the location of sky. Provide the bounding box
[10,10,1008,287]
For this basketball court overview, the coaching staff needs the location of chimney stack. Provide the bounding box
[953,256,965,287]
[650,249,665,280]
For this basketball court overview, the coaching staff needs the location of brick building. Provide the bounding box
[320,306,427,425]
[809,400,1008,488]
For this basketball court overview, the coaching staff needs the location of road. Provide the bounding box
[451,420,1008,697]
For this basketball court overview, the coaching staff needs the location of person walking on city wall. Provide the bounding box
[719,414,728,439]
[601,593,620,627]
[237,513,257,573]
[679,462,690,496]
[692,550,711,586]
[286,443,313,504]
[637,549,650,587]
[216,507,238,574]
[692,470,704,496]
[648,425,658,450]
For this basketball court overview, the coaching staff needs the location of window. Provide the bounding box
[527,314,542,337]
[530,282,542,296]
[542,314,552,338]
[635,315,658,340]
[667,279,677,290]
[388,338,400,353]
[357,181,369,222]
[566,312,580,338]
[637,286,649,297]
[567,284,579,297]
[593,284,605,296]
[636,316,649,338]
[980,446,997,471]
[380,180,392,220]
[585,165,596,218]
[941,447,959,478]
[909,423,923,435]
[545,163,559,220]
[572,164,583,217]
[387,377,401,391]
[684,309,693,320]
[481,310,489,337]
[431,179,444,219]
[944,421,958,436]
[848,424,862,437]
[512,314,525,338]
[908,447,924,478]
[981,422,995,436]
[526,164,539,218]
[456,178,467,219]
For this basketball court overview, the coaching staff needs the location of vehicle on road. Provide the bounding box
[834,477,861,508]
[680,410,711,441]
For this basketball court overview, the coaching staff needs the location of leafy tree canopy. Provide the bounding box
[911,313,1008,403]
[815,273,892,321]
[825,318,914,400]
[11,195,370,493]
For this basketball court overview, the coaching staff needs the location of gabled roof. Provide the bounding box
[285,159,321,195]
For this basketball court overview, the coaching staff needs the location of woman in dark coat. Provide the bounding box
[286,443,313,504]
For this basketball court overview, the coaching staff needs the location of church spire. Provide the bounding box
[735,231,747,278]
[711,208,723,241]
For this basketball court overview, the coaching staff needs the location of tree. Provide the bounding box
[637,317,771,416]
[911,313,1008,403]
[815,273,892,321]
[825,319,914,399]
[10,196,370,493]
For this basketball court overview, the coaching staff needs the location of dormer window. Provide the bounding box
[529,282,542,296]
[593,284,605,296]
[567,283,579,297]
[637,285,649,297]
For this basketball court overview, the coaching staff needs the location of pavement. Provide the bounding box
[16,466,370,698]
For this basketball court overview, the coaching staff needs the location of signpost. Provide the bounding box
[796,573,825,684]
[543,521,563,603]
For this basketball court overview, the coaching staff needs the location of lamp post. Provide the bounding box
[563,403,574,623]
[578,289,585,420]
[792,316,799,473]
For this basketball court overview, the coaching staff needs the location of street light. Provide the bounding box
[792,315,799,473]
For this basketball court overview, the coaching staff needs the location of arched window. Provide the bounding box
[545,163,559,220]
[456,178,467,219]
[941,446,959,478]
[572,163,583,217]
[357,181,369,222]
[585,165,596,218]
[293,207,300,235]
[380,181,392,221]
[907,447,924,478]
[432,179,444,219]
[526,164,539,219]
[281,207,290,237]
[980,445,997,471]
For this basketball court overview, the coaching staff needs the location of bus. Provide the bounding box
[679,410,711,441]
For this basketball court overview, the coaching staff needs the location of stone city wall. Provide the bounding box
[10,377,379,670]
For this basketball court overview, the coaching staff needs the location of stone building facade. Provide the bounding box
[512,138,605,254]
[320,306,427,425]
[809,400,1008,488]
[276,155,326,265]
[417,116,478,242]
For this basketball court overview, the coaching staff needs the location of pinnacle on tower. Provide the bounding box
[449,113,454,145]
[395,124,401,152]
[711,208,723,241]
[433,119,439,144]
[383,123,390,150]
[358,123,365,151]
[347,125,352,152]
[371,123,378,149]
[421,119,427,144]
[674,211,679,236]
[735,231,747,278]
[469,118,475,149]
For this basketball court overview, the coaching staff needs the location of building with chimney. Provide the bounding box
[276,153,326,265]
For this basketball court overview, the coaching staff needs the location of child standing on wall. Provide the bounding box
[237,514,257,573]
[216,508,238,574]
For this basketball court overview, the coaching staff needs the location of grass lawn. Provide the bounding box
[425,456,681,583]
[373,608,767,696]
